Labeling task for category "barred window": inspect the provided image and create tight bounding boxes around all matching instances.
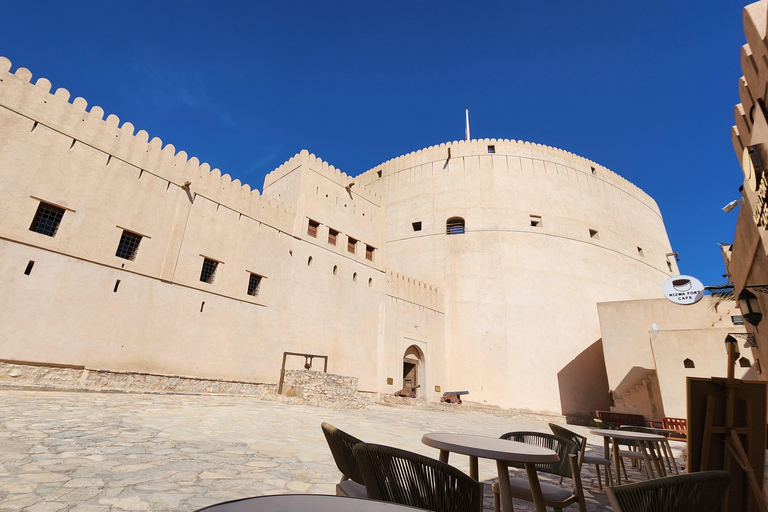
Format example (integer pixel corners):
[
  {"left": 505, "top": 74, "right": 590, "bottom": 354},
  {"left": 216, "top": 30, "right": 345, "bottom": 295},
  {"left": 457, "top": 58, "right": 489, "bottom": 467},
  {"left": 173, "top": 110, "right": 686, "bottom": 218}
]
[
  {"left": 366, "top": 245, "right": 375, "bottom": 261},
  {"left": 308, "top": 219, "right": 319, "bottom": 238},
  {"left": 199, "top": 258, "right": 219, "bottom": 284},
  {"left": 446, "top": 217, "right": 465, "bottom": 235},
  {"left": 115, "top": 230, "right": 142, "bottom": 260},
  {"left": 347, "top": 237, "right": 357, "bottom": 254},
  {"left": 328, "top": 228, "right": 338, "bottom": 246},
  {"left": 30, "top": 202, "right": 65, "bottom": 237},
  {"left": 247, "top": 273, "right": 263, "bottom": 297}
]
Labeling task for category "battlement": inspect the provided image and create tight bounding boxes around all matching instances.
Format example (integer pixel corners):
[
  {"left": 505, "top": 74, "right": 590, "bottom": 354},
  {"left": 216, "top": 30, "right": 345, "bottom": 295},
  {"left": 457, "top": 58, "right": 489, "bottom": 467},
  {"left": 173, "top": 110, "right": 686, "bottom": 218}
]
[
  {"left": 265, "top": 149, "right": 382, "bottom": 205},
  {"left": 0, "top": 56, "right": 293, "bottom": 232},
  {"left": 385, "top": 269, "right": 443, "bottom": 312},
  {"left": 355, "top": 138, "right": 660, "bottom": 215}
]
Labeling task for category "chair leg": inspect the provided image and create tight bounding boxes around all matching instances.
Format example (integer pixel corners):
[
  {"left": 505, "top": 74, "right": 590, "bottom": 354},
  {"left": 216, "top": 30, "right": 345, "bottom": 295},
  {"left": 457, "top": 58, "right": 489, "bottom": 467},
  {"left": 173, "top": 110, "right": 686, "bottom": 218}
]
[
  {"left": 620, "top": 457, "right": 628, "bottom": 481},
  {"left": 594, "top": 464, "right": 602, "bottom": 490},
  {"left": 604, "top": 462, "right": 613, "bottom": 487},
  {"left": 493, "top": 486, "right": 500, "bottom": 512}
]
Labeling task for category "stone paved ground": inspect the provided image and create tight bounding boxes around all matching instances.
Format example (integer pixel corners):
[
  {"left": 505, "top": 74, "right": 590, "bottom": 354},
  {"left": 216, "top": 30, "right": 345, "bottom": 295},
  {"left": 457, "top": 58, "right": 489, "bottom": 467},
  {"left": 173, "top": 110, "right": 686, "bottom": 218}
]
[{"left": 0, "top": 390, "right": 683, "bottom": 512}]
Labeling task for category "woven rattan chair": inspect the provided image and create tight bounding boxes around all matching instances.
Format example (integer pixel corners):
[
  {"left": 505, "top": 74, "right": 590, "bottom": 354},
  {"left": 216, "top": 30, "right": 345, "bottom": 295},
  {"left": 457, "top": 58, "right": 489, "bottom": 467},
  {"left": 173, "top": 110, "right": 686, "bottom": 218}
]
[
  {"left": 320, "top": 422, "right": 367, "bottom": 498},
  {"left": 354, "top": 443, "right": 483, "bottom": 512},
  {"left": 549, "top": 423, "right": 613, "bottom": 490},
  {"left": 491, "top": 431, "right": 586, "bottom": 512},
  {"left": 607, "top": 470, "right": 730, "bottom": 512}
]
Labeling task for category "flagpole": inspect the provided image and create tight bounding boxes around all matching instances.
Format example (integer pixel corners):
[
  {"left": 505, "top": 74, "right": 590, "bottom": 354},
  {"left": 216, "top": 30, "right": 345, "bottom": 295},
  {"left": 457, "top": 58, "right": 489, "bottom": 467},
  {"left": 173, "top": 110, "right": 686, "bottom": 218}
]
[{"left": 465, "top": 109, "right": 470, "bottom": 141}]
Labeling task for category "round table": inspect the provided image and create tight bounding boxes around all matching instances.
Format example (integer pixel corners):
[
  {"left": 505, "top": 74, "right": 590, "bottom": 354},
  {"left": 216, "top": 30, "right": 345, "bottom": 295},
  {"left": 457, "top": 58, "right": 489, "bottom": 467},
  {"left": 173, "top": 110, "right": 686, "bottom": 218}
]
[
  {"left": 590, "top": 429, "right": 667, "bottom": 484},
  {"left": 194, "top": 494, "right": 429, "bottom": 512},
  {"left": 422, "top": 432, "right": 559, "bottom": 512}
]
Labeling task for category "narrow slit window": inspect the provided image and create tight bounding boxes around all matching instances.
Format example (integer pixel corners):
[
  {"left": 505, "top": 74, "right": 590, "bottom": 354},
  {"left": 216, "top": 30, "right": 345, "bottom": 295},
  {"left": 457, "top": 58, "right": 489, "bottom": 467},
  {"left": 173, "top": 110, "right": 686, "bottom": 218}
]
[
  {"left": 591, "top": 166, "right": 596, "bottom": 175},
  {"left": 115, "top": 230, "right": 142, "bottom": 261},
  {"left": 589, "top": 229, "right": 599, "bottom": 240},
  {"left": 30, "top": 202, "right": 65, "bottom": 237},
  {"left": 328, "top": 228, "right": 338, "bottom": 246},
  {"left": 333, "top": 265, "right": 338, "bottom": 276},
  {"left": 199, "top": 258, "right": 219, "bottom": 284},
  {"left": 637, "top": 246, "right": 644, "bottom": 257},
  {"left": 446, "top": 217, "right": 465, "bottom": 235},
  {"left": 366, "top": 245, "right": 375, "bottom": 262},
  {"left": 377, "top": 170, "right": 382, "bottom": 178},
  {"left": 530, "top": 215, "right": 542, "bottom": 227},
  {"left": 113, "top": 280, "right": 121, "bottom": 293},
  {"left": 247, "top": 273, "right": 263, "bottom": 297},
  {"left": 307, "top": 219, "right": 319, "bottom": 238},
  {"left": 353, "top": 272, "right": 357, "bottom": 282},
  {"left": 368, "top": 278, "right": 373, "bottom": 287},
  {"left": 412, "top": 221, "right": 422, "bottom": 232},
  {"left": 347, "top": 237, "right": 357, "bottom": 254},
  {"left": 24, "top": 260, "right": 35, "bottom": 275}
]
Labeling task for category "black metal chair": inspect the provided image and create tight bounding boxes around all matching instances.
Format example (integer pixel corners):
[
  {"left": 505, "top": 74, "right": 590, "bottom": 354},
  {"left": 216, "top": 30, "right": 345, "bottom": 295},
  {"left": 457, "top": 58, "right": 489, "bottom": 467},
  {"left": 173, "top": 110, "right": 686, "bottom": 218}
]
[
  {"left": 354, "top": 442, "right": 483, "bottom": 512},
  {"left": 549, "top": 423, "right": 613, "bottom": 490},
  {"left": 320, "top": 422, "right": 367, "bottom": 498},
  {"left": 606, "top": 470, "right": 730, "bottom": 512},
  {"left": 491, "top": 431, "right": 586, "bottom": 512}
]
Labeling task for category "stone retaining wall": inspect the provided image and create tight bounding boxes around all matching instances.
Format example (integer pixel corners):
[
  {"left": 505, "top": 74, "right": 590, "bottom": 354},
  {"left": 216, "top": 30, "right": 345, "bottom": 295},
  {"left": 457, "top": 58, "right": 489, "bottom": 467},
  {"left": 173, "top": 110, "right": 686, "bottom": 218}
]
[{"left": 280, "top": 369, "right": 369, "bottom": 409}]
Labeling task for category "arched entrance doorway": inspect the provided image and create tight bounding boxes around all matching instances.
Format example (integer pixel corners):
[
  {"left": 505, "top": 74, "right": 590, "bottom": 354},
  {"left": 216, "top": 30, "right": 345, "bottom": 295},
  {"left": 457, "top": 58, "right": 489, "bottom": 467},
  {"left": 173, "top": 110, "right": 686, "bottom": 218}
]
[{"left": 402, "top": 345, "right": 424, "bottom": 395}]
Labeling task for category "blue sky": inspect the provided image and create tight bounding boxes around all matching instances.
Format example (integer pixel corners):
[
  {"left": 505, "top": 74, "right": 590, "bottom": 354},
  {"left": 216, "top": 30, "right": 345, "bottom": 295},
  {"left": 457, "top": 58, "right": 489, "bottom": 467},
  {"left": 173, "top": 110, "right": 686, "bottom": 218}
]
[{"left": 0, "top": 1, "right": 751, "bottom": 286}]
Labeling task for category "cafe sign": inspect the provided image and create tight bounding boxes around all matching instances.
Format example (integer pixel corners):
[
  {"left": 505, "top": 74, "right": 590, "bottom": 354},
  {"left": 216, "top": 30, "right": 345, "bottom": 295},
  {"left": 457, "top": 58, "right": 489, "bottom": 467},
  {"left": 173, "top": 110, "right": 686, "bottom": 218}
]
[{"left": 663, "top": 275, "right": 705, "bottom": 305}]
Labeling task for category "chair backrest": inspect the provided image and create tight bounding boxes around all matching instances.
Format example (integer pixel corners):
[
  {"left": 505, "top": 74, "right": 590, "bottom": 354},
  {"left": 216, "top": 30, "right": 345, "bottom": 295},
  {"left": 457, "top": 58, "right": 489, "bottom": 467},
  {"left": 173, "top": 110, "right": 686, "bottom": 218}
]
[
  {"left": 548, "top": 423, "right": 586, "bottom": 467},
  {"left": 593, "top": 418, "right": 618, "bottom": 430},
  {"left": 353, "top": 443, "right": 483, "bottom": 512},
  {"left": 662, "top": 417, "right": 687, "bottom": 434},
  {"left": 596, "top": 410, "right": 645, "bottom": 427},
  {"left": 321, "top": 422, "right": 365, "bottom": 485},
  {"left": 499, "top": 431, "right": 579, "bottom": 478},
  {"left": 607, "top": 470, "right": 730, "bottom": 512}
]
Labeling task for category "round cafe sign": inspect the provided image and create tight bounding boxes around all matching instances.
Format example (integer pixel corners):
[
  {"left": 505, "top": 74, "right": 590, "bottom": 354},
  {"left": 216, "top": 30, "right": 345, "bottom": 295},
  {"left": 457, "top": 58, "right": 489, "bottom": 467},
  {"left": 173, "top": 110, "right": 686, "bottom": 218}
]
[{"left": 663, "top": 275, "right": 705, "bottom": 305}]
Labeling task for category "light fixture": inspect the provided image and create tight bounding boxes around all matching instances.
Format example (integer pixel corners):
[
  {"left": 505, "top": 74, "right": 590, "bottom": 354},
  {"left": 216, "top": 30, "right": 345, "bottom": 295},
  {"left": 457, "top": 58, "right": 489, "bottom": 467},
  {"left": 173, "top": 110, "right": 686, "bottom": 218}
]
[
  {"left": 738, "top": 288, "right": 762, "bottom": 326},
  {"left": 722, "top": 199, "right": 742, "bottom": 212}
]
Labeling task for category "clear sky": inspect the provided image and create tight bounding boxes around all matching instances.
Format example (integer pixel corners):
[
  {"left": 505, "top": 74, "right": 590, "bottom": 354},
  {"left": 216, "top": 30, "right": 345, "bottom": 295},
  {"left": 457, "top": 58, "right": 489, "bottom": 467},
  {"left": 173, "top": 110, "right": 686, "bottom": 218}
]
[{"left": 0, "top": 1, "right": 751, "bottom": 287}]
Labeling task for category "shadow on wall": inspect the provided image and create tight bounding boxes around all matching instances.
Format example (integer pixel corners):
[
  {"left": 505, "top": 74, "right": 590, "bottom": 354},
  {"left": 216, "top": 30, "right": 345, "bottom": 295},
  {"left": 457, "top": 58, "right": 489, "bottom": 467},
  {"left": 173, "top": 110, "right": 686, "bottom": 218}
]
[
  {"left": 556, "top": 339, "right": 611, "bottom": 425},
  {"left": 613, "top": 366, "right": 657, "bottom": 399}
]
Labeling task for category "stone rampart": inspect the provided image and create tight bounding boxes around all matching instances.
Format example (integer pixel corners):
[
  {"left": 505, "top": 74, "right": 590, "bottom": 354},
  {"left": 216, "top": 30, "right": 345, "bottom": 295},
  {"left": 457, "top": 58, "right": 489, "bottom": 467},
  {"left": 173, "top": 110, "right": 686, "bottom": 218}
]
[
  {"left": 385, "top": 269, "right": 443, "bottom": 312},
  {"left": 0, "top": 56, "right": 292, "bottom": 234}
]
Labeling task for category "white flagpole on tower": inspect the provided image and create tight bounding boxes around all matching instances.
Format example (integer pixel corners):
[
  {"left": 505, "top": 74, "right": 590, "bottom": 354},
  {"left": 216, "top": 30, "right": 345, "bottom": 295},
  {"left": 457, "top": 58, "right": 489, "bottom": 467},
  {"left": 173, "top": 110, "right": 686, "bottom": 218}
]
[{"left": 465, "top": 109, "right": 470, "bottom": 141}]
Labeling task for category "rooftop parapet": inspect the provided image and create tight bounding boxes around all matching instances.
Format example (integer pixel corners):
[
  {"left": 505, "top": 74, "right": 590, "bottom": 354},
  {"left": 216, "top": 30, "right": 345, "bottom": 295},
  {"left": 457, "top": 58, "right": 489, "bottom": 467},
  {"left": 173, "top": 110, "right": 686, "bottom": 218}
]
[
  {"left": 384, "top": 269, "right": 444, "bottom": 313},
  {"left": 264, "top": 149, "right": 382, "bottom": 205},
  {"left": 0, "top": 56, "right": 293, "bottom": 233},
  {"left": 355, "top": 138, "right": 661, "bottom": 215}
]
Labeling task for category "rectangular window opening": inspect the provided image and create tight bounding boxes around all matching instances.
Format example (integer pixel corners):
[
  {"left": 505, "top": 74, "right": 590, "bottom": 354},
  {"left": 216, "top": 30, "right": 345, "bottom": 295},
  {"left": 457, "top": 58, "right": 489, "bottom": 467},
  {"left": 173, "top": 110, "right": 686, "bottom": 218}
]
[
  {"left": 30, "top": 202, "right": 65, "bottom": 237},
  {"left": 115, "top": 230, "right": 142, "bottom": 261},
  {"left": 200, "top": 258, "right": 219, "bottom": 284},
  {"left": 307, "top": 219, "right": 319, "bottom": 238},
  {"left": 366, "top": 245, "right": 375, "bottom": 262},
  {"left": 412, "top": 221, "right": 422, "bottom": 232},
  {"left": 24, "top": 260, "right": 35, "bottom": 275},
  {"left": 487, "top": 145, "right": 495, "bottom": 154},
  {"left": 328, "top": 228, "right": 338, "bottom": 246},
  {"left": 732, "top": 315, "right": 745, "bottom": 326},
  {"left": 530, "top": 215, "right": 542, "bottom": 227},
  {"left": 377, "top": 170, "right": 382, "bottom": 178},
  {"left": 247, "top": 273, "right": 263, "bottom": 297},
  {"left": 347, "top": 237, "right": 357, "bottom": 254},
  {"left": 589, "top": 229, "right": 599, "bottom": 240}
]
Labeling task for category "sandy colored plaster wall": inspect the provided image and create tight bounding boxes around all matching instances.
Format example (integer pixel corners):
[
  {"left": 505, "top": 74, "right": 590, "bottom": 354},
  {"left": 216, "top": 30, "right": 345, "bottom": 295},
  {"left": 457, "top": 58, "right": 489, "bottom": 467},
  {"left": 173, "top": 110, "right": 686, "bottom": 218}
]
[
  {"left": 598, "top": 298, "right": 750, "bottom": 418},
  {"left": 357, "top": 142, "right": 676, "bottom": 414}
]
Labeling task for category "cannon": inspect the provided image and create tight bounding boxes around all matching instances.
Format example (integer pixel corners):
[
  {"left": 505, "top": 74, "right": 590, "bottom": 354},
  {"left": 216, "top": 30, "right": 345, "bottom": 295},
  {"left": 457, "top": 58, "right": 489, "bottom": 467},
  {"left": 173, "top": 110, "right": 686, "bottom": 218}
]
[
  {"left": 394, "top": 385, "right": 420, "bottom": 398},
  {"left": 440, "top": 390, "right": 469, "bottom": 404}
]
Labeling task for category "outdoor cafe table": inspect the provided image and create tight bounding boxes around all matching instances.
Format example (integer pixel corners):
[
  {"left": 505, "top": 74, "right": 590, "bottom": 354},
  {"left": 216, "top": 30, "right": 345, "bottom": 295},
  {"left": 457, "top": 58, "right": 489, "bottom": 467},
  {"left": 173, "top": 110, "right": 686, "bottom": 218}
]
[
  {"left": 194, "top": 494, "right": 429, "bottom": 512},
  {"left": 422, "top": 432, "right": 559, "bottom": 512},
  {"left": 590, "top": 429, "right": 667, "bottom": 484}
]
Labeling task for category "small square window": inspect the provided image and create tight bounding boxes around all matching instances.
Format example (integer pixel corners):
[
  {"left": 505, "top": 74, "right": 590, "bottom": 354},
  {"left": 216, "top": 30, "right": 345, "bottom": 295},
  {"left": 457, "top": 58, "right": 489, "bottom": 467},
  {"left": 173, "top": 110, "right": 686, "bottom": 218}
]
[
  {"left": 637, "top": 246, "right": 644, "bottom": 257},
  {"left": 487, "top": 145, "right": 496, "bottom": 154},
  {"left": 328, "top": 228, "right": 338, "bottom": 246},
  {"left": 247, "top": 273, "right": 263, "bottom": 297},
  {"left": 200, "top": 258, "right": 219, "bottom": 284},
  {"left": 412, "top": 221, "right": 422, "bottom": 232},
  {"left": 115, "top": 230, "right": 142, "bottom": 261},
  {"left": 530, "top": 215, "right": 542, "bottom": 227},
  {"left": 366, "top": 245, "right": 375, "bottom": 262},
  {"left": 307, "top": 219, "right": 319, "bottom": 238},
  {"left": 589, "top": 229, "right": 599, "bottom": 240},
  {"left": 30, "top": 202, "right": 65, "bottom": 237},
  {"left": 732, "top": 315, "right": 745, "bottom": 326},
  {"left": 347, "top": 237, "right": 357, "bottom": 254}
]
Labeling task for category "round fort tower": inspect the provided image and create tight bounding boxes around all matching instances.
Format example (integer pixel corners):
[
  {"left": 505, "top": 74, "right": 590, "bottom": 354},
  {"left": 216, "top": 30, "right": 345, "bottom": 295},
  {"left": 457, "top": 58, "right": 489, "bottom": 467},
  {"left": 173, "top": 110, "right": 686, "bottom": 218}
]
[{"left": 356, "top": 138, "right": 677, "bottom": 416}]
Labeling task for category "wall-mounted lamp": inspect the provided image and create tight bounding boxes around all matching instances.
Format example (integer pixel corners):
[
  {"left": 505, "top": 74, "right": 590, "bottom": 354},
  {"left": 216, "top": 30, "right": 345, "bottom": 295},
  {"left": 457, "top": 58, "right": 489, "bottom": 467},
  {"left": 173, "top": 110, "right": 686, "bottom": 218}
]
[
  {"left": 738, "top": 287, "right": 763, "bottom": 326},
  {"left": 722, "top": 199, "right": 742, "bottom": 213},
  {"left": 665, "top": 252, "right": 680, "bottom": 262}
]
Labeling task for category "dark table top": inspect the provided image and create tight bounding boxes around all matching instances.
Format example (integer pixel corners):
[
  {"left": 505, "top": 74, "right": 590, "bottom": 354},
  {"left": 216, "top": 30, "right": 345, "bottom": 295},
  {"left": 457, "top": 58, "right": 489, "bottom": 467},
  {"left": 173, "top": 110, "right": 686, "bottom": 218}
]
[{"left": 195, "top": 494, "right": 430, "bottom": 512}]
